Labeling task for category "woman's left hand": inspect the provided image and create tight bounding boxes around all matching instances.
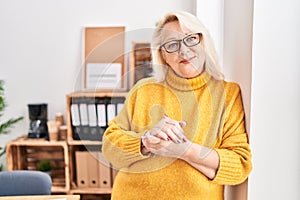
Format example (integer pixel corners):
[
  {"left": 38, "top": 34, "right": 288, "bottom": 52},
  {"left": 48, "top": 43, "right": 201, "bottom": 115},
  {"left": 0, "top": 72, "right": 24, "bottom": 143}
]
[
  {"left": 141, "top": 116, "right": 192, "bottom": 159},
  {"left": 145, "top": 135, "right": 192, "bottom": 158}
]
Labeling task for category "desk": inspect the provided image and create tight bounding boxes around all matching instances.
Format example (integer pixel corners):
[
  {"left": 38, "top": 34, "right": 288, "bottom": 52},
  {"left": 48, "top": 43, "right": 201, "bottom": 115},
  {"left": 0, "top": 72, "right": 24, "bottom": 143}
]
[{"left": 0, "top": 195, "right": 80, "bottom": 200}]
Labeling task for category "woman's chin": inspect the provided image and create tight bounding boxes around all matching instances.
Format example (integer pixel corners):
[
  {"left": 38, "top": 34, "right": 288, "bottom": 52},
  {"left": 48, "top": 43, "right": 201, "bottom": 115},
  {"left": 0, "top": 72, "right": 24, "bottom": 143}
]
[
  {"left": 179, "top": 71, "right": 201, "bottom": 79},
  {"left": 179, "top": 66, "right": 203, "bottom": 78}
]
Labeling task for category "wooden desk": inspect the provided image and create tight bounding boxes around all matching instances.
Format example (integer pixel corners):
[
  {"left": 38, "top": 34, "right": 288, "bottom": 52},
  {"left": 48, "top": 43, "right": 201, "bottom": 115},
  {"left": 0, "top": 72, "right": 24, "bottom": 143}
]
[{"left": 0, "top": 195, "right": 80, "bottom": 200}]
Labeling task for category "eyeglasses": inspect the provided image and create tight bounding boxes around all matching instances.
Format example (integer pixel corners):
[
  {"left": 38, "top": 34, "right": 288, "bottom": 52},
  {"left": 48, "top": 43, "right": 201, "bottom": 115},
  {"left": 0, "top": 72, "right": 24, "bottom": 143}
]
[{"left": 160, "top": 33, "right": 202, "bottom": 53}]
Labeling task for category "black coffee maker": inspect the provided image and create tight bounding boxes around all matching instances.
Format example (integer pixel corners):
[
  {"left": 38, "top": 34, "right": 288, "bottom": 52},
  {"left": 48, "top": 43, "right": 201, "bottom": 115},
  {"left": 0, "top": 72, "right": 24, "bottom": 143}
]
[{"left": 28, "top": 103, "right": 48, "bottom": 139}]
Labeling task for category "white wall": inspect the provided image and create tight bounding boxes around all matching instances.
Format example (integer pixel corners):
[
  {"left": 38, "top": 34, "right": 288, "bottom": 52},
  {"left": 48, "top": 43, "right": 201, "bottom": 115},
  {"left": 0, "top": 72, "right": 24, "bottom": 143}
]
[
  {"left": 197, "top": 0, "right": 253, "bottom": 133},
  {"left": 249, "top": 0, "right": 300, "bottom": 199},
  {"left": 198, "top": 1, "right": 300, "bottom": 199},
  {"left": 196, "top": 0, "right": 224, "bottom": 61},
  {"left": 223, "top": 1, "right": 254, "bottom": 199},
  {"left": 197, "top": 1, "right": 253, "bottom": 199},
  {"left": 0, "top": 0, "right": 196, "bottom": 168}
]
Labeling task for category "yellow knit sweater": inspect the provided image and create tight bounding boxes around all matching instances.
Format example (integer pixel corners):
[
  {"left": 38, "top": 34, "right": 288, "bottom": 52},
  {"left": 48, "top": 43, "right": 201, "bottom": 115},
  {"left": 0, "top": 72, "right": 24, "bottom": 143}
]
[{"left": 102, "top": 69, "right": 252, "bottom": 200}]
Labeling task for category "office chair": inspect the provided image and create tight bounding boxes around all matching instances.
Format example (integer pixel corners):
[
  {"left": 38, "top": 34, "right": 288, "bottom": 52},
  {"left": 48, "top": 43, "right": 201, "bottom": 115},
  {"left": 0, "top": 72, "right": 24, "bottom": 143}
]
[{"left": 0, "top": 170, "right": 52, "bottom": 196}]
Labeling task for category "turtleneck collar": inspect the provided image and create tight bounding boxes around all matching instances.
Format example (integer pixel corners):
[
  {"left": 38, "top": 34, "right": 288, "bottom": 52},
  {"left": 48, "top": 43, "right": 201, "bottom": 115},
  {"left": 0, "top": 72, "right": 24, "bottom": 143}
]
[{"left": 165, "top": 68, "right": 211, "bottom": 91}]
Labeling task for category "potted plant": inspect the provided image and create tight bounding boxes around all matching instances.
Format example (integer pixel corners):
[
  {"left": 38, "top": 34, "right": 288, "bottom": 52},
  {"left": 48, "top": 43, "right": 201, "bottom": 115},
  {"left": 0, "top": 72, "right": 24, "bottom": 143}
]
[
  {"left": 0, "top": 80, "right": 23, "bottom": 171},
  {"left": 37, "top": 159, "right": 52, "bottom": 175}
]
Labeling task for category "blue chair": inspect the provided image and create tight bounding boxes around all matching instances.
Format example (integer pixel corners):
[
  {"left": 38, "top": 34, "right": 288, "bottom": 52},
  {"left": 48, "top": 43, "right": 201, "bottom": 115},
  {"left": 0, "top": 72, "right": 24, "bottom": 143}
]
[{"left": 0, "top": 170, "right": 52, "bottom": 196}]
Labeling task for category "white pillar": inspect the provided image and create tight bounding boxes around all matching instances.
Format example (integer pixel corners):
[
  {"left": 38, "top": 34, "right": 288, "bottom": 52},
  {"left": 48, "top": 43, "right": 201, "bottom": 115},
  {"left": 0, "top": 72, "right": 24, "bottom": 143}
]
[
  {"left": 197, "top": 1, "right": 254, "bottom": 199},
  {"left": 250, "top": 0, "right": 300, "bottom": 199}
]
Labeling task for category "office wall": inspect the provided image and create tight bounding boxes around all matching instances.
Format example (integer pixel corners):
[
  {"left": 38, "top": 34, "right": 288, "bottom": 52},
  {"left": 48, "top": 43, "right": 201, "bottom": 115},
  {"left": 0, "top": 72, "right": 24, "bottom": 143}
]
[
  {"left": 249, "top": 0, "right": 300, "bottom": 199},
  {"left": 0, "top": 0, "right": 196, "bottom": 167},
  {"left": 198, "top": 0, "right": 300, "bottom": 199},
  {"left": 198, "top": 0, "right": 253, "bottom": 199}
]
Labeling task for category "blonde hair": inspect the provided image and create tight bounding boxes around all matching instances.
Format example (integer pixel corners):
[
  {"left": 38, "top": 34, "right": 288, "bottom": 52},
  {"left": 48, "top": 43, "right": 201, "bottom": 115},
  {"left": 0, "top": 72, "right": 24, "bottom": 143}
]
[{"left": 151, "top": 11, "right": 224, "bottom": 81}]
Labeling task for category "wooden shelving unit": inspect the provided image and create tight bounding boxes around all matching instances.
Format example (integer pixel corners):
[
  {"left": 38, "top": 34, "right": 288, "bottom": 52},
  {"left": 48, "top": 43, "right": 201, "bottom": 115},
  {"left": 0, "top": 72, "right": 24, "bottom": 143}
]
[
  {"left": 67, "top": 140, "right": 102, "bottom": 146},
  {"left": 6, "top": 136, "right": 70, "bottom": 193},
  {"left": 65, "top": 91, "right": 125, "bottom": 197},
  {"left": 65, "top": 91, "right": 127, "bottom": 143},
  {"left": 68, "top": 145, "right": 114, "bottom": 196},
  {"left": 70, "top": 187, "right": 112, "bottom": 195}
]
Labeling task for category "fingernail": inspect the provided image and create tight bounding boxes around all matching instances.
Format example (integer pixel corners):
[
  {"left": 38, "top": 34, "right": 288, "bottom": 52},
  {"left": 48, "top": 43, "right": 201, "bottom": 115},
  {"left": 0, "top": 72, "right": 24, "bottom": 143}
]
[{"left": 180, "top": 120, "right": 187, "bottom": 127}]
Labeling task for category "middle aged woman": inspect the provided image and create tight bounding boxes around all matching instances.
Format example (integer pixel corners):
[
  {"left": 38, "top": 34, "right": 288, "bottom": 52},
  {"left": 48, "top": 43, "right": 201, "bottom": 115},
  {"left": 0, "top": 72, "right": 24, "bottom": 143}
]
[{"left": 102, "top": 11, "right": 252, "bottom": 200}]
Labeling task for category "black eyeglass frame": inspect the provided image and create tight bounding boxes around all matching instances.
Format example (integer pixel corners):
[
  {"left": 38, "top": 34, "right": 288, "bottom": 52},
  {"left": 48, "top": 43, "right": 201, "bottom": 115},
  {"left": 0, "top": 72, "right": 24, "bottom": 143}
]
[{"left": 160, "top": 32, "right": 202, "bottom": 53}]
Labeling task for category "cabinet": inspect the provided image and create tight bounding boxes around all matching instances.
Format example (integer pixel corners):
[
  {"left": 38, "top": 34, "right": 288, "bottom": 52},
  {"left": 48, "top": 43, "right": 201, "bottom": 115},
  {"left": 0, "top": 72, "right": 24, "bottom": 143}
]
[
  {"left": 65, "top": 91, "right": 126, "bottom": 198},
  {"left": 6, "top": 136, "right": 70, "bottom": 193},
  {"left": 67, "top": 141, "right": 111, "bottom": 195},
  {"left": 5, "top": 137, "right": 112, "bottom": 199}
]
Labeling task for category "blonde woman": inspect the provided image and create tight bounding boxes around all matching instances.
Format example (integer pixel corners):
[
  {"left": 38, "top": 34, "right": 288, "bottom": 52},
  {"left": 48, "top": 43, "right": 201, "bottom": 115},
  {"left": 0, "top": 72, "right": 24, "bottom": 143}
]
[{"left": 102, "top": 11, "right": 252, "bottom": 200}]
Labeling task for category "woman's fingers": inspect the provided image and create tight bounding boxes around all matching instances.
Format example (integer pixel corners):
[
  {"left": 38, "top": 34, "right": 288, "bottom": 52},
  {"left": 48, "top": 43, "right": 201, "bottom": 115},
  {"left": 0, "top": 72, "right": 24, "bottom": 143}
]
[
  {"left": 179, "top": 120, "right": 187, "bottom": 128},
  {"left": 147, "top": 116, "right": 188, "bottom": 145},
  {"left": 151, "top": 128, "right": 169, "bottom": 141},
  {"left": 162, "top": 117, "right": 187, "bottom": 143},
  {"left": 162, "top": 126, "right": 184, "bottom": 143}
]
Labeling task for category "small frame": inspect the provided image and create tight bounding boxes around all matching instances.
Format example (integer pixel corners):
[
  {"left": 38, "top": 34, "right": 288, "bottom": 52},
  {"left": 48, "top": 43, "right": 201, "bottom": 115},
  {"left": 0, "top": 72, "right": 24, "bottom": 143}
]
[{"left": 129, "top": 42, "right": 152, "bottom": 88}]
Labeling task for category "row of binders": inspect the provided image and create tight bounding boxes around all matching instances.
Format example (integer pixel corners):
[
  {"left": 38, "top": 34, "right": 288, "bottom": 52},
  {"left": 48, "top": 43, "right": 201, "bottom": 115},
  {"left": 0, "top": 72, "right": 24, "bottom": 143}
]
[
  {"left": 75, "top": 151, "right": 118, "bottom": 188},
  {"left": 70, "top": 97, "right": 125, "bottom": 140}
]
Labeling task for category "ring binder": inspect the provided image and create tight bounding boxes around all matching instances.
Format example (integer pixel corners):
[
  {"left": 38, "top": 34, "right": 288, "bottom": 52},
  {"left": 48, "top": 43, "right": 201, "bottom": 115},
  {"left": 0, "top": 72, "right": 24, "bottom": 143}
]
[{"left": 69, "top": 96, "right": 125, "bottom": 141}]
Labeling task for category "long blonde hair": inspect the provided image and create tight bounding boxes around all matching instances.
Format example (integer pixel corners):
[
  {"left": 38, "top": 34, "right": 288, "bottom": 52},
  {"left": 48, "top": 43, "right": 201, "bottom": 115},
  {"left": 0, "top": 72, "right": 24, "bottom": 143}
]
[{"left": 151, "top": 11, "right": 224, "bottom": 81}]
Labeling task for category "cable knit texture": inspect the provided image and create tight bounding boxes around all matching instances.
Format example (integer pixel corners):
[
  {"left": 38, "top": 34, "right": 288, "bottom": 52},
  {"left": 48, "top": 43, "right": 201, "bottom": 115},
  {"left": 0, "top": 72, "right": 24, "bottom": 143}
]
[{"left": 102, "top": 69, "right": 252, "bottom": 200}]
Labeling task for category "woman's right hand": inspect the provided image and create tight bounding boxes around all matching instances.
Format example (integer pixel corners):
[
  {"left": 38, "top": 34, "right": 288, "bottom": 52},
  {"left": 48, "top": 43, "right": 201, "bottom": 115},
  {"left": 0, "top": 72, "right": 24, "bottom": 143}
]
[
  {"left": 141, "top": 115, "right": 187, "bottom": 147},
  {"left": 140, "top": 115, "right": 190, "bottom": 158}
]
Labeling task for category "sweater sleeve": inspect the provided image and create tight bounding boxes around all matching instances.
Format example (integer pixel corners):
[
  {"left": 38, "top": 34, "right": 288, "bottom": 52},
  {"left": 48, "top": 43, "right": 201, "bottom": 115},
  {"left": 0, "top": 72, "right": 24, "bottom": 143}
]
[
  {"left": 101, "top": 85, "right": 150, "bottom": 170},
  {"left": 212, "top": 83, "right": 252, "bottom": 185},
  {"left": 102, "top": 120, "right": 150, "bottom": 170}
]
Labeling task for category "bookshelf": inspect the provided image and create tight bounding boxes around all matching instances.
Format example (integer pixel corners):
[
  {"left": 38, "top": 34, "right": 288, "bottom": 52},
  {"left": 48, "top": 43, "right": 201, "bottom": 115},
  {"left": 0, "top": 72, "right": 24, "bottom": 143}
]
[{"left": 65, "top": 91, "right": 126, "bottom": 197}]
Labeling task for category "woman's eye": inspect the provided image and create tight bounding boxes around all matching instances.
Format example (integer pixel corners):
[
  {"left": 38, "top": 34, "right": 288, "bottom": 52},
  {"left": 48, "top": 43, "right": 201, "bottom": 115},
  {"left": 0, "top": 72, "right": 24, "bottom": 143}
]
[
  {"left": 167, "top": 42, "right": 178, "bottom": 49},
  {"left": 186, "top": 36, "right": 197, "bottom": 43}
]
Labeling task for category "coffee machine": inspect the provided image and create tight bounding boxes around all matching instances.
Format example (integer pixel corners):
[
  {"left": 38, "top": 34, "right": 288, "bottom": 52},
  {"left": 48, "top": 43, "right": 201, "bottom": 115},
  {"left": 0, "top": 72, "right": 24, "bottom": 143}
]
[{"left": 28, "top": 103, "right": 48, "bottom": 139}]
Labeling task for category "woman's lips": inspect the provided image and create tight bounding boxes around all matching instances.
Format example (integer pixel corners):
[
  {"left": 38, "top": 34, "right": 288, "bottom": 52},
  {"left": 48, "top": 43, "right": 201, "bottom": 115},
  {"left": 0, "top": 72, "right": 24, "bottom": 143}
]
[{"left": 180, "top": 56, "right": 195, "bottom": 64}]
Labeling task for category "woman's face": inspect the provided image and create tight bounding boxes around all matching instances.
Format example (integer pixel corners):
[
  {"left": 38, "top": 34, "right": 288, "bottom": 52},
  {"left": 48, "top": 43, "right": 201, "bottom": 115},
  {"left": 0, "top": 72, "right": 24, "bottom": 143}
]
[{"left": 161, "top": 21, "right": 206, "bottom": 78}]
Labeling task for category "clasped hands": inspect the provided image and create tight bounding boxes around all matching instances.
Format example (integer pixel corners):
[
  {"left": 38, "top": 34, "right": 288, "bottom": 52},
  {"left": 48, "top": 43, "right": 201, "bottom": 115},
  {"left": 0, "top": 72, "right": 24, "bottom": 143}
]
[{"left": 141, "top": 115, "right": 192, "bottom": 159}]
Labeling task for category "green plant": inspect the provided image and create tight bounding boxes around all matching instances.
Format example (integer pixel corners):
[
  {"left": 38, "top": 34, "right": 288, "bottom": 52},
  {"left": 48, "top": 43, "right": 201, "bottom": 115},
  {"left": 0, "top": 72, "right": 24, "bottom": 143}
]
[
  {"left": 37, "top": 159, "right": 52, "bottom": 172},
  {"left": 0, "top": 80, "right": 24, "bottom": 171},
  {"left": 0, "top": 80, "right": 24, "bottom": 134}
]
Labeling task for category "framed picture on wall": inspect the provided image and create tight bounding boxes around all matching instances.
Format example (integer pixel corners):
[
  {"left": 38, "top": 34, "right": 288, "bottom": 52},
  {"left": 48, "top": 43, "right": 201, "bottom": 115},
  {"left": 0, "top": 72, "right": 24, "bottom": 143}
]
[{"left": 83, "top": 26, "right": 127, "bottom": 91}]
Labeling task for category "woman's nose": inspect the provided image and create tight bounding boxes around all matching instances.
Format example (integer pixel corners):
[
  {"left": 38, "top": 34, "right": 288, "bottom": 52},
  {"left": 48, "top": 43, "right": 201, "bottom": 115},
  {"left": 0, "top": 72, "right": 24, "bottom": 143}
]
[{"left": 179, "top": 43, "right": 190, "bottom": 56}]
